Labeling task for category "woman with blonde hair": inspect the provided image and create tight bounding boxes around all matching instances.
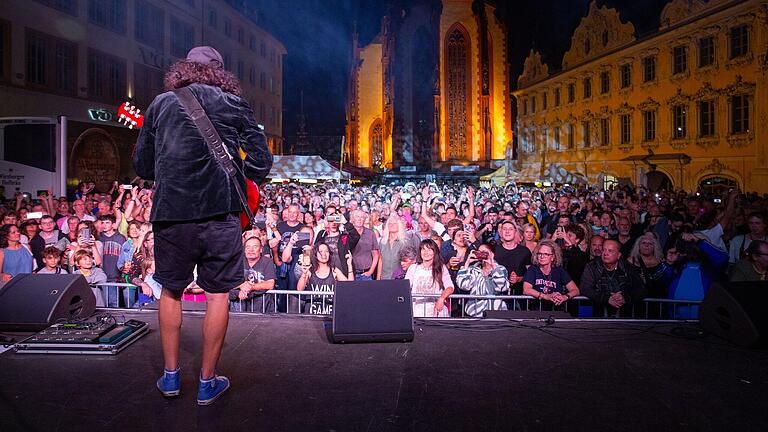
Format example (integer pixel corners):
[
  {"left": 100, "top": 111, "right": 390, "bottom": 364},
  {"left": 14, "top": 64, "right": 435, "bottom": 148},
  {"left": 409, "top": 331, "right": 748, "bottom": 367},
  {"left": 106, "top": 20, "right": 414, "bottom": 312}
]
[
  {"left": 377, "top": 215, "right": 417, "bottom": 280},
  {"left": 522, "top": 223, "right": 537, "bottom": 254},
  {"left": 628, "top": 231, "right": 672, "bottom": 298},
  {"left": 522, "top": 239, "right": 579, "bottom": 310}
]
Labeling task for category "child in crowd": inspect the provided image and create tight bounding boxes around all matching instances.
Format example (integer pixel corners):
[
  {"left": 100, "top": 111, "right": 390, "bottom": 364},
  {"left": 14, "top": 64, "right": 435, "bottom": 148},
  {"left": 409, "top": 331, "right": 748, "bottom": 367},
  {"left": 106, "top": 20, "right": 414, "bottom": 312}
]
[
  {"left": 138, "top": 258, "right": 162, "bottom": 304},
  {"left": 73, "top": 249, "right": 107, "bottom": 307},
  {"left": 36, "top": 246, "right": 68, "bottom": 274}
]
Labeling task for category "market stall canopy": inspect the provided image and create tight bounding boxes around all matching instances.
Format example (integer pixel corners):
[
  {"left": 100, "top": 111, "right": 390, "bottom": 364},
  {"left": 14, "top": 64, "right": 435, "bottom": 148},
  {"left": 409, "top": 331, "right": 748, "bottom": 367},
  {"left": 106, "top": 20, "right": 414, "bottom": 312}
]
[
  {"left": 479, "top": 166, "right": 508, "bottom": 186},
  {"left": 267, "top": 155, "right": 349, "bottom": 180}
]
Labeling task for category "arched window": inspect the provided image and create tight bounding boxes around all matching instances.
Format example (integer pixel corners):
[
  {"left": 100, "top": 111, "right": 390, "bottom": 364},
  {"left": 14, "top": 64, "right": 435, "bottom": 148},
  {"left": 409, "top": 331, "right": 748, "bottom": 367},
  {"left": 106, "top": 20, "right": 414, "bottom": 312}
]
[
  {"left": 699, "top": 175, "right": 738, "bottom": 196},
  {"left": 369, "top": 119, "right": 384, "bottom": 169},
  {"left": 445, "top": 24, "right": 470, "bottom": 160}
]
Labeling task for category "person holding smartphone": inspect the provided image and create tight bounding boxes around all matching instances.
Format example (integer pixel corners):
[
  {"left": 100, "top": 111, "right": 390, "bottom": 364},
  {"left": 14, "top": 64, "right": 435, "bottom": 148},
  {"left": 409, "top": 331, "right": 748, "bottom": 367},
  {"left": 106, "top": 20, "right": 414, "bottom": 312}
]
[
  {"left": 281, "top": 226, "right": 315, "bottom": 313},
  {"left": 456, "top": 244, "right": 509, "bottom": 317}
]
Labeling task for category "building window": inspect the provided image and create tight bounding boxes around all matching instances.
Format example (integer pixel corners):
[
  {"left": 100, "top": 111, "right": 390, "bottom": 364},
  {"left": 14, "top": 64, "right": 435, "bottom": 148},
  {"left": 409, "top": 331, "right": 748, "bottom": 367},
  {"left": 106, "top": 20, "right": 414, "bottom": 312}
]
[
  {"left": 567, "top": 83, "right": 575, "bottom": 103},
  {"left": 208, "top": 9, "right": 217, "bottom": 27},
  {"left": 522, "top": 99, "right": 528, "bottom": 115},
  {"left": 554, "top": 88, "right": 561, "bottom": 106},
  {"left": 600, "top": 71, "right": 609, "bottom": 94},
  {"left": 35, "top": 0, "right": 78, "bottom": 15},
  {"left": 673, "top": 45, "right": 687, "bottom": 75},
  {"left": 620, "top": 114, "right": 631, "bottom": 144},
  {"left": 731, "top": 95, "right": 749, "bottom": 134},
  {"left": 87, "top": 48, "right": 126, "bottom": 103},
  {"left": 530, "top": 132, "right": 536, "bottom": 153},
  {"left": 260, "top": 41, "right": 266, "bottom": 57},
  {"left": 135, "top": 0, "right": 164, "bottom": 50},
  {"left": 249, "top": 35, "right": 256, "bottom": 51},
  {"left": 370, "top": 120, "right": 383, "bottom": 168},
  {"left": 237, "top": 27, "right": 244, "bottom": 44},
  {"left": 542, "top": 93, "right": 548, "bottom": 110},
  {"left": 600, "top": 118, "right": 609, "bottom": 146},
  {"left": 249, "top": 65, "right": 255, "bottom": 85},
  {"left": 445, "top": 25, "right": 470, "bottom": 160},
  {"left": 270, "top": 48, "right": 276, "bottom": 64},
  {"left": 0, "top": 20, "right": 9, "bottom": 82},
  {"left": 554, "top": 126, "right": 561, "bottom": 150},
  {"left": 620, "top": 63, "right": 631, "bottom": 88},
  {"left": 672, "top": 105, "right": 687, "bottom": 139},
  {"left": 26, "top": 30, "right": 47, "bottom": 86},
  {"left": 583, "top": 78, "right": 591, "bottom": 99},
  {"left": 170, "top": 17, "right": 194, "bottom": 58},
  {"left": 729, "top": 25, "right": 749, "bottom": 59},
  {"left": 25, "top": 29, "right": 77, "bottom": 94},
  {"left": 88, "top": 0, "right": 126, "bottom": 34},
  {"left": 236, "top": 60, "right": 243, "bottom": 80},
  {"left": 698, "top": 36, "right": 714, "bottom": 68},
  {"left": 260, "top": 71, "right": 265, "bottom": 90},
  {"left": 567, "top": 123, "right": 574, "bottom": 149},
  {"left": 584, "top": 38, "right": 590, "bottom": 55},
  {"left": 643, "top": 110, "right": 656, "bottom": 141},
  {"left": 223, "top": 17, "right": 231, "bottom": 37},
  {"left": 582, "top": 121, "right": 590, "bottom": 147},
  {"left": 133, "top": 62, "right": 163, "bottom": 108},
  {"left": 643, "top": 56, "right": 656, "bottom": 82},
  {"left": 531, "top": 96, "right": 536, "bottom": 113},
  {"left": 699, "top": 100, "right": 715, "bottom": 137}
]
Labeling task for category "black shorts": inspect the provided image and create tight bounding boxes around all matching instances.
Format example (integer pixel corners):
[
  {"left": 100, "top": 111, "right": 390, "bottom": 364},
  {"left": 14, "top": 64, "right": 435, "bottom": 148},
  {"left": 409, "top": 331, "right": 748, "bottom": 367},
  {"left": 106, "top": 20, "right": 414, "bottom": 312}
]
[{"left": 153, "top": 212, "right": 244, "bottom": 294}]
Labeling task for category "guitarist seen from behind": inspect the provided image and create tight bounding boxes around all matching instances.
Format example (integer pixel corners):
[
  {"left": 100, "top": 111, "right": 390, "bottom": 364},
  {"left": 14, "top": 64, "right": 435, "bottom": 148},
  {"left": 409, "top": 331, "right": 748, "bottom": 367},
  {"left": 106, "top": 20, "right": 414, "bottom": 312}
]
[{"left": 133, "top": 46, "right": 272, "bottom": 406}]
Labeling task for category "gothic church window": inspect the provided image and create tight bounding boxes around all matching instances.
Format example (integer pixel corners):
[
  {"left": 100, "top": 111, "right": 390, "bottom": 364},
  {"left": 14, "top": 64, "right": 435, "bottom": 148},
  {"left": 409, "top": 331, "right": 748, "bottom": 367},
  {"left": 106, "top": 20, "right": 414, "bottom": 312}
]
[{"left": 446, "top": 25, "right": 470, "bottom": 159}]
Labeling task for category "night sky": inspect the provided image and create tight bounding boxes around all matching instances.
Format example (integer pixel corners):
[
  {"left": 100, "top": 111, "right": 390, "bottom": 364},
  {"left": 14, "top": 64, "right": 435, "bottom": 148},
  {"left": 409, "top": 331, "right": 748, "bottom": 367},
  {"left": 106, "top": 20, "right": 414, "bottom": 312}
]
[{"left": 253, "top": 0, "right": 670, "bottom": 139}]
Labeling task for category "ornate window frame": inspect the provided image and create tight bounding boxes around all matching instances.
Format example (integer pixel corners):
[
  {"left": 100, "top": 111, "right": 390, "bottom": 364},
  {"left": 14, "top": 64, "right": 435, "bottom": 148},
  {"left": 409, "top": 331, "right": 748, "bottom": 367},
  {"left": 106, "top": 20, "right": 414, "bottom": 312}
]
[
  {"left": 616, "top": 102, "right": 634, "bottom": 152},
  {"left": 666, "top": 88, "right": 690, "bottom": 149},
  {"left": 638, "top": 97, "right": 660, "bottom": 149},
  {"left": 640, "top": 49, "right": 659, "bottom": 87},
  {"left": 692, "top": 82, "right": 720, "bottom": 149},
  {"left": 723, "top": 75, "right": 756, "bottom": 148}
]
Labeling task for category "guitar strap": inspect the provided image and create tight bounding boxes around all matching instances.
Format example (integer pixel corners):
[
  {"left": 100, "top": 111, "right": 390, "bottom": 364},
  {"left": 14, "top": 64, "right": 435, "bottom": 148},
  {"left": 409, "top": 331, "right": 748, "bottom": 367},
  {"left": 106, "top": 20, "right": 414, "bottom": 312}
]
[{"left": 173, "top": 87, "right": 256, "bottom": 229}]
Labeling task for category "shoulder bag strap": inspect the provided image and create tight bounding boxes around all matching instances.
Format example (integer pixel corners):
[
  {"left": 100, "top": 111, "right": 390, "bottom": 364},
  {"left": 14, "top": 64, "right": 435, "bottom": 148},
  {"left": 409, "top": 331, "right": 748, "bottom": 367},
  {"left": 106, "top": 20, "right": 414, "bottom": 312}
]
[{"left": 173, "top": 87, "right": 256, "bottom": 228}]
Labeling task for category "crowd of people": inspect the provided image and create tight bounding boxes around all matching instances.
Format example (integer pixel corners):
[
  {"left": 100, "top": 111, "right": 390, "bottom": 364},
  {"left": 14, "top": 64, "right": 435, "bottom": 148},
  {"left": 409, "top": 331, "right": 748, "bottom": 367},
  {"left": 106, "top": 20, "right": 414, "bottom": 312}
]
[{"left": 2, "top": 178, "right": 766, "bottom": 318}]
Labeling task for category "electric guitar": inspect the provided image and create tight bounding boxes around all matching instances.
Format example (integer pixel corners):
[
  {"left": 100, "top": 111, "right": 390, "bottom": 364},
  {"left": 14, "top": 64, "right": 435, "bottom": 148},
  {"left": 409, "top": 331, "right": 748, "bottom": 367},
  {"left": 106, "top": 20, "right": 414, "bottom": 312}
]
[
  {"left": 238, "top": 148, "right": 261, "bottom": 230},
  {"left": 117, "top": 101, "right": 144, "bottom": 129}
]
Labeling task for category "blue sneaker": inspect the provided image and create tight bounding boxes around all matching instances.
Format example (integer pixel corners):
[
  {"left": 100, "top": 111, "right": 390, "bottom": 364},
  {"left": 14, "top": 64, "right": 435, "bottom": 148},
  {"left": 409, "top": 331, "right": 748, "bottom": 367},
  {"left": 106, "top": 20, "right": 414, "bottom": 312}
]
[
  {"left": 197, "top": 374, "right": 230, "bottom": 406},
  {"left": 157, "top": 367, "right": 181, "bottom": 397}
]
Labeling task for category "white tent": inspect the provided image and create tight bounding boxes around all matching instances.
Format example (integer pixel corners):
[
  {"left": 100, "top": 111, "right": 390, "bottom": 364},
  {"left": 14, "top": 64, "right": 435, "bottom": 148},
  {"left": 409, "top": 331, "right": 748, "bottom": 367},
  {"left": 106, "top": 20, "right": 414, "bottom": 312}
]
[{"left": 267, "top": 155, "right": 349, "bottom": 180}]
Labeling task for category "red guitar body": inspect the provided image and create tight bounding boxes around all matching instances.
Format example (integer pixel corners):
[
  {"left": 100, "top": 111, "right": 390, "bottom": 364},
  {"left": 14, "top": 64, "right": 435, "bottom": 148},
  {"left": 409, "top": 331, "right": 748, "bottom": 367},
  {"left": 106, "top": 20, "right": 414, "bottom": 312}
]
[{"left": 240, "top": 179, "right": 261, "bottom": 230}]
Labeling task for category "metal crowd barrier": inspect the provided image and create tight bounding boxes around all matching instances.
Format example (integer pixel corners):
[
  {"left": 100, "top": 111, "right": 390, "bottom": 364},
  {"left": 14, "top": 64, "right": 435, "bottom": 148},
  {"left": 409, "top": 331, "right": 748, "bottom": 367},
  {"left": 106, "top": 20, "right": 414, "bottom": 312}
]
[{"left": 91, "top": 283, "right": 703, "bottom": 320}]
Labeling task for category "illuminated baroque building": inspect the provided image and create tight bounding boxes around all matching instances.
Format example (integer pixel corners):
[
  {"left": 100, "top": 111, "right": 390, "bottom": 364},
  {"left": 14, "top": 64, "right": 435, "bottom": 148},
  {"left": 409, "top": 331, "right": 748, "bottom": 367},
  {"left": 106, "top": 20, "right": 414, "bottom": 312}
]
[
  {"left": 512, "top": 0, "right": 768, "bottom": 193},
  {"left": 345, "top": 0, "right": 513, "bottom": 175},
  {"left": 0, "top": 0, "right": 284, "bottom": 191}
]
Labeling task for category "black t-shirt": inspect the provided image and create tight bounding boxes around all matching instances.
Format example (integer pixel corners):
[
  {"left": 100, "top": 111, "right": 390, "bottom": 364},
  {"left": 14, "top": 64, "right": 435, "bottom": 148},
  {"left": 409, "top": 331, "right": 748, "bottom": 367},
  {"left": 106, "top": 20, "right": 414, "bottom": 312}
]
[
  {"left": 495, "top": 243, "right": 531, "bottom": 277},
  {"left": 305, "top": 270, "right": 335, "bottom": 315},
  {"left": 276, "top": 221, "right": 304, "bottom": 253}
]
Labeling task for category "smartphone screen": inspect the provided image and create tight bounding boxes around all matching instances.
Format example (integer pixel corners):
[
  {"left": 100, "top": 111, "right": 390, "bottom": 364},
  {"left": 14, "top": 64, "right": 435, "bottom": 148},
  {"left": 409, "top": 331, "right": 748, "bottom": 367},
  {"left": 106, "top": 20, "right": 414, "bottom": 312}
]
[
  {"left": 81, "top": 228, "right": 91, "bottom": 240},
  {"left": 297, "top": 232, "right": 310, "bottom": 241}
]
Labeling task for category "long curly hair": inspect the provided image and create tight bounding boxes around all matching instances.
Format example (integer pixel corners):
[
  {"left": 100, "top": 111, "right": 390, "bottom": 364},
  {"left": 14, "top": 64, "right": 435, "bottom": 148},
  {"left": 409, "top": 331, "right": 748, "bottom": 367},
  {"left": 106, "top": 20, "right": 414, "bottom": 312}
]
[{"left": 164, "top": 60, "right": 242, "bottom": 96}]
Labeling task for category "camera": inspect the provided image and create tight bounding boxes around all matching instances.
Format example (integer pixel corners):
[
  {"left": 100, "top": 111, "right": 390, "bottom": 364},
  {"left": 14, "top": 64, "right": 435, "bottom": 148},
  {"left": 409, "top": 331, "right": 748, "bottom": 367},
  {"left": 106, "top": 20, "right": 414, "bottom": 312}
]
[
  {"left": 327, "top": 214, "right": 342, "bottom": 223},
  {"left": 121, "top": 185, "right": 133, "bottom": 190},
  {"left": 475, "top": 251, "right": 489, "bottom": 260}
]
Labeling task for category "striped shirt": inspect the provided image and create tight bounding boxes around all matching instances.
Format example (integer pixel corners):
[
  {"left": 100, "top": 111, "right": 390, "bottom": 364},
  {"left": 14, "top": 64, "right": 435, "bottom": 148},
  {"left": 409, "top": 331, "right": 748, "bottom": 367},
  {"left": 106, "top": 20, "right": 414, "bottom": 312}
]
[{"left": 456, "top": 265, "right": 509, "bottom": 317}]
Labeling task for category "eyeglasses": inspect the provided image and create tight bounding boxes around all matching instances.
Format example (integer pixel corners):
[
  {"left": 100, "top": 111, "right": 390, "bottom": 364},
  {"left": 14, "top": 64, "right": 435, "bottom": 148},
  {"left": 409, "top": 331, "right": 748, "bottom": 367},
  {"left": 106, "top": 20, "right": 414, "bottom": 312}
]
[{"left": 536, "top": 252, "right": 554, "bottom": 257}]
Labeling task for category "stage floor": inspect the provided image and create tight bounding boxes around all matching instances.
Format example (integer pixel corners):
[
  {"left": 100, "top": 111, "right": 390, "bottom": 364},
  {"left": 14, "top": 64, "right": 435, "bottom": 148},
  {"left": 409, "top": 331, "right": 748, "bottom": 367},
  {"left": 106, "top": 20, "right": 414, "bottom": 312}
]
[{"left": 1, "top": 311, "right": 767, "bottom": 432}]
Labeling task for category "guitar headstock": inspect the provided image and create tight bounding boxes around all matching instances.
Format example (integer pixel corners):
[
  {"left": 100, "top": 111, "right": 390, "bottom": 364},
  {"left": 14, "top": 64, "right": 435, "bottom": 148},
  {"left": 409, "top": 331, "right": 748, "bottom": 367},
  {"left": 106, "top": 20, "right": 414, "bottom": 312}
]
[{"left": 117, "top": 101, "right": 144, "bottom": 129}]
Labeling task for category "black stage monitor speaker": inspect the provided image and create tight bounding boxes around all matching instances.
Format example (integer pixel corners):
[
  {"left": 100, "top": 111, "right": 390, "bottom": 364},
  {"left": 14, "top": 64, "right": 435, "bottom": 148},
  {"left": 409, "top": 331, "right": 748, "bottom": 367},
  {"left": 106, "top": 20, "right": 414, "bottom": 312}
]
[
  {"left": 332, "top": 279, "right": 414, "bottom": 343},
  {"left": 0, "top": 274, "right": 96, "bottom": 331},
  {"left": 700, "top": 282, "right": 768, "bottom": 347}
]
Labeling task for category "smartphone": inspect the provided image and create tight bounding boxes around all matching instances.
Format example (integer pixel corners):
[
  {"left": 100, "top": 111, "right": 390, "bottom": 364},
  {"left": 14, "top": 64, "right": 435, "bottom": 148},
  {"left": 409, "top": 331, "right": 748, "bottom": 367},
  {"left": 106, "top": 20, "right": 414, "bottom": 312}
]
[
  {"left": 475, "top": 251, "right": 489, "bottom": 260},
  {"left": 713, "top": 198, "right": 722, "bottom": 203},
  {"left": 327, "top": 214, "right": 342, "bottom": 223},
  {"left": 36, "top": 190, "right": 48, "bottom": 197},
  {"left": 81, "top": 227, "right": 91, "bottom": 240},
  {"left": 254, "top": 214, "right": 267, "bottom": 223},
  {"left": 122, "top": 185, "right": 133, "bottom": 190},
  {"left": 463, "top": 223, "right": 472, "bottom": 233},
  {"left": 26, "top": 211, "right": 43, "bottom": 219},
  {"left": 297, "top": 232, "right": 310, "bottom": 241}
]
